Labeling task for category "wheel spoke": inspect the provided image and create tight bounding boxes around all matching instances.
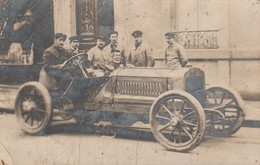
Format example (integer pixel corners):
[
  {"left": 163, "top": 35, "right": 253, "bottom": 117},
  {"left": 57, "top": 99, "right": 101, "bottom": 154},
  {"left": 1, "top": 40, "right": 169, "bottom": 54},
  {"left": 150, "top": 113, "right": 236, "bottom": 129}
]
[
  {"left": 213, "top": 91, "right": 218, "bottom": 104},
  {"left": 25, "top": 114, "right": 31, "bottom": 123},
  {"left": 179, "top": 101, "right": 186, "bottom": 114},
  {"left": 223, "top": 109, "right": 239, "bottom": 113},
  {"left": 226, "top": 99, "right": 235, "bottom": 106},
  {"left": 158, "top": 122, "right": 171, "bottom": 132},
  {"left": 22, "top": 111, "right": 29, "bottom": 117},
  {"left": 161, "top": 105, "right": 174, "bottom": 117},
  {"left": 178, "top": 129, "right": 182, "bottom": 143},
  {"left": 34, "top": 94, "right": 41, "bottom": 105},
  {"left": 34, "top": 108, "right": 46, "bottom": 113},
  {"left": 183, "top": 111, "right": 195, "bottom": 119},
  {"left": 34, "top": 111, "right": 44, "bottom": 120},
  {"left": 156, "top": 115, "right": 170, "bottom": 121},
  {"left": 172, "top": 99, "right": 176, "bottom": 113},
  {"left": 30, "top": 115, "right": 34, "bottom": 126},
  {"left": 184, "top": 121, "right": 197, "bottom": 127},
  {"left": 181, "top": 127, "right": 193, "bottom": 139},
  {"left": 220, "top": 92, "right": 226, "bottom": 104},
  {"left": 168, "top": 127, "right": 176, "bottom": 141}
]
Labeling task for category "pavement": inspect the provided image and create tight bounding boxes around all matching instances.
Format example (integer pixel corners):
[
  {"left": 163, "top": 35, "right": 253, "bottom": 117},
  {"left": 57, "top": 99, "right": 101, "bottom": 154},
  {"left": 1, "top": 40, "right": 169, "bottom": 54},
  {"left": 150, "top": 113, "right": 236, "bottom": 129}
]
[
  {"left": 243, "top": 101, "right": 260, "bottom": 127},
  {"left": 0, "top": 101, "right": 260, "bottom": 127}
]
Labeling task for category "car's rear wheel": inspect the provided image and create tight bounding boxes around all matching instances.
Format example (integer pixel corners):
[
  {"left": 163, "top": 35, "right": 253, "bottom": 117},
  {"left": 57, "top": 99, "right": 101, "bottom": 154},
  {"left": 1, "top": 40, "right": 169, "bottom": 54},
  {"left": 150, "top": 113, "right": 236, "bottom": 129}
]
[
  {"left": 150, "top": 90, "right": 206, "bottom": 152},
  {"left": 15, "top": 82, "right": 52, "bottom": 135},
  {"left": 205, "top": 86, "right": 245, "bottom": 137}
]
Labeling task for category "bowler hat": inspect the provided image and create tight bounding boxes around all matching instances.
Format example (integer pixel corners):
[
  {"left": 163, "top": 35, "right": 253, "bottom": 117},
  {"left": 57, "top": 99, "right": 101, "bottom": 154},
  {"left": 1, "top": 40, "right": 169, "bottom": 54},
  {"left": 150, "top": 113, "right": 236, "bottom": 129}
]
[{"left": 132, "top": 30, "right": 143, "bottom": 37}]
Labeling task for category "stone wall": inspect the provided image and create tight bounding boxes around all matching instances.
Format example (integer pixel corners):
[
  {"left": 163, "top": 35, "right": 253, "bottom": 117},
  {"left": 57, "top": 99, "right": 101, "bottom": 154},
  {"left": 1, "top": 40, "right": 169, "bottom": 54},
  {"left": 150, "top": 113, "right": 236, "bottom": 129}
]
[{"left": 53, "top": 0, "right": 260, "bottom": 100}]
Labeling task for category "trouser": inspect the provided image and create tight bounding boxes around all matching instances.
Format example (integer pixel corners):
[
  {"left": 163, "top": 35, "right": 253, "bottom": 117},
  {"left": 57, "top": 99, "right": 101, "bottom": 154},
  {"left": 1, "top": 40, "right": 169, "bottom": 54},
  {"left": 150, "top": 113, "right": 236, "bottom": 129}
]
[{"left": 46, "top": 68, "right": 74, "bottom": 89}]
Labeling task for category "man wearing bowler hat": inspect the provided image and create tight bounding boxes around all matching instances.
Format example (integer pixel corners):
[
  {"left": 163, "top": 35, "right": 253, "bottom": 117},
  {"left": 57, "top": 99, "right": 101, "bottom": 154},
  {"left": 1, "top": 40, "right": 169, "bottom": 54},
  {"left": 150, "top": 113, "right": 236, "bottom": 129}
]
[
  {"left": 164, "top": 32, "right": 188, "bottom": 69},
  {"left": 127, "top": 30, "right": 154, "bottom": 67}
]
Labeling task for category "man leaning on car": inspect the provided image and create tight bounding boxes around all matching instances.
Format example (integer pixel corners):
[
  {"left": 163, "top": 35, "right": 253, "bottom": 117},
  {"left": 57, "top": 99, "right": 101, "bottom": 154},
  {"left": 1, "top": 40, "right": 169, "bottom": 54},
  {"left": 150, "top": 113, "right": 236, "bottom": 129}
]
[{"left": 164, "top": 32, "right": 188, "bottom": 69}]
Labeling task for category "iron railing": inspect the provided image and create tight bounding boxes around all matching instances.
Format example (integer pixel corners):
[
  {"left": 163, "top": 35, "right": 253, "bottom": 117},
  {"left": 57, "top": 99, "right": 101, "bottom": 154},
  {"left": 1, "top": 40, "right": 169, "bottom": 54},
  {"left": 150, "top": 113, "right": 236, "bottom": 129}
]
[{"left": 174, "top": 30, "right": 219, "bottom": 49}]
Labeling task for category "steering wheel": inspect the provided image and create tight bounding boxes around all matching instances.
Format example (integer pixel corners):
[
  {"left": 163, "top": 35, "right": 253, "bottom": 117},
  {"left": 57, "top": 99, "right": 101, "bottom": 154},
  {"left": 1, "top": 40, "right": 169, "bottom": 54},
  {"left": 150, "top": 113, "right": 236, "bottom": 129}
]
[{"left": 62, "top": 53, "right": 90, "bottom": 78}]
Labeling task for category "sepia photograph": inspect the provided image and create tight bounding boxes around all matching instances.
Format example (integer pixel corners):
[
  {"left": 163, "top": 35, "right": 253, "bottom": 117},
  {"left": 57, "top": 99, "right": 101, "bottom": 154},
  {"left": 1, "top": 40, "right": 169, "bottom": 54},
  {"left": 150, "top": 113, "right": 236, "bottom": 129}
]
[{"left": 0, "top": 0, "right": 260, "bottom": 164}]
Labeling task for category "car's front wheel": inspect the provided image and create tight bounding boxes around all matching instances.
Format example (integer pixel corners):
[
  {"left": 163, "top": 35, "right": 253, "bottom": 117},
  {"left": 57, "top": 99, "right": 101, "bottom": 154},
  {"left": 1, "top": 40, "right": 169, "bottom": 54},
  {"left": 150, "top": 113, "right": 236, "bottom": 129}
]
[
  {"left": 15, "top": 82, "right": 52, "bottom": 135},
  {"left": 150, "top": 90, "right": 206, "bottom": 152}
]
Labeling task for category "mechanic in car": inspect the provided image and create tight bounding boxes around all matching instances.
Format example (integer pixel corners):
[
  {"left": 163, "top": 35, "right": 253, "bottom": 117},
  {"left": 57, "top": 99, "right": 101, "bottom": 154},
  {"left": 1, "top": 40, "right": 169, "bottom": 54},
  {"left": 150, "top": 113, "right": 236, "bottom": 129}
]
[
  {"left": 164, "top": 32, "right": 188, "bottom": 69},
  {"left": 126, "top": 30, "right": 155, "bottom": 67},
  {"left": 39, "top": 33, "right": 73, "bottom": 90},
  {"left": 66, "top": 35, "right": 81, "bottom": 56},
  {"left": 103, "top": 31, "right": 126, "bottom": 65},
  {"left": 87, "top": 35, "right": 111, "bottom": 77},
  {"left": 105, "top": 49, "right": 124, "bottom": 72}
]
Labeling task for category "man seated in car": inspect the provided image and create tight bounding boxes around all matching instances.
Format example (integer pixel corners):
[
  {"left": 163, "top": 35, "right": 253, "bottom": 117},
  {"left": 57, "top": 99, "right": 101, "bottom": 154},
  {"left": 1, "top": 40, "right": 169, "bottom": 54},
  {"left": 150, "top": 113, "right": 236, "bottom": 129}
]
[
  {"left": 39, "top": 33, "right": 74, "bottom": 90},
  {"left": 66, "top": 35, "right": 81, "bottom": 56},
  {"left": 105, "top": 49, "right": 124, "bottom": 72},
  {"left": 87, "top": 36, "right": 111, "bottom": 77}
]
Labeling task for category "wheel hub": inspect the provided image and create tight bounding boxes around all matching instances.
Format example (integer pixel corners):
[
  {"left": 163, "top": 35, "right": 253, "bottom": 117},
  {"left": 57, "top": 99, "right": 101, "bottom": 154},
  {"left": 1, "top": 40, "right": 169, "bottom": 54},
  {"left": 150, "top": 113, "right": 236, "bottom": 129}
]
[
  {"left": 170, "top": 114, "right": 184, "bottom": 126},
  {"left": 22, "top": 100, "right": 36, "bottom": 112}
]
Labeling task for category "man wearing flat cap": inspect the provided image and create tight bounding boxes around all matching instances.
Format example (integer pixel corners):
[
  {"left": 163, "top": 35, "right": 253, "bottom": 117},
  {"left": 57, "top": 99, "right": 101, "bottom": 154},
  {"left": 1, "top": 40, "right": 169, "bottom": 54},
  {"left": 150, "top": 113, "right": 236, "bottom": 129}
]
[
  {"left": 126, "top": 30, "right": 155, "bottom": 67},
  {"left": 39, "top": 33, "right": 72, "bottom": 90},
  {"left": 104, "top": 31, "right": 126, "bottom": 65},
  {"left": 87, "top": 35, "right": 110, "bottom": 77},
  {"left": 164, "top": 32, "right": 188, "bottom": 69},
  {"left": 66, "top": 35, "right": 81, "bottom": 56}
]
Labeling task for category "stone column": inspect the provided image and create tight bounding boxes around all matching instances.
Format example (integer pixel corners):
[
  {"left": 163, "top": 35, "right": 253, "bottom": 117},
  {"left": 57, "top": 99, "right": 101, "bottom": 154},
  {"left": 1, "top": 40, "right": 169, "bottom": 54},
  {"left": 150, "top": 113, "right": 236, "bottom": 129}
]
[{"left": 52, "top": 0, "right": 77, "bottom": 44}]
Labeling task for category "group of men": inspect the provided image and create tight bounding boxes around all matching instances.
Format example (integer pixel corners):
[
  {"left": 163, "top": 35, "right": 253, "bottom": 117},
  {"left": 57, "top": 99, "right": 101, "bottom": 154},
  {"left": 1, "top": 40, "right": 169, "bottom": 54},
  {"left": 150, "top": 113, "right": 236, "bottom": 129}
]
[{"left": 40, "top": 30, "right": 188, "bottom": 90}]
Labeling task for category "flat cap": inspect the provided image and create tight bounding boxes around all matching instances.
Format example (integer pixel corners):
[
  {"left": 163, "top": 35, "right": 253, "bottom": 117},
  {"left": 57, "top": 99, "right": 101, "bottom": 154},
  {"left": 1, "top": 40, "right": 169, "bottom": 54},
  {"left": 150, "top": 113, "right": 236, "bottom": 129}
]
[
  {"left": 69, "top": 36, "right": 81, "bottom": 42},
  {"left": 55, "top": 33, "right": 67, "bottom": 41},
  {"left": 132, "top": 30, "right": 143, "bottom": 37},
  {"left": 111, "top": 49, "right": 121, "bottom": 53},
  {"left": 164, "top": 32, "right": 175, "bottom": 38},
  {"left": 95, "top": 35, "right": 105, "bottom": 40}
]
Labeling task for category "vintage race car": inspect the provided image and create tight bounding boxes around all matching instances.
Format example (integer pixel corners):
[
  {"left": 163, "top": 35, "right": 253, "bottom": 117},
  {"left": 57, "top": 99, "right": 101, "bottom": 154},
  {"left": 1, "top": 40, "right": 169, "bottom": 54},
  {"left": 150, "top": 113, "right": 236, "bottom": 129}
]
[{"left": 0, "top": 53, "right": 245, "bottom": 152}]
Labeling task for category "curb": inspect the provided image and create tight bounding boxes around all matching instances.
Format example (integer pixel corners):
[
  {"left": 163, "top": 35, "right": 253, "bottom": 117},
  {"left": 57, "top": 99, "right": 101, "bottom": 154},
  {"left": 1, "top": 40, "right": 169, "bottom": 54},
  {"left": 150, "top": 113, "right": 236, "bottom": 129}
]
[{"left": 242, "top": 120, "right": 260, "bottom": 128}]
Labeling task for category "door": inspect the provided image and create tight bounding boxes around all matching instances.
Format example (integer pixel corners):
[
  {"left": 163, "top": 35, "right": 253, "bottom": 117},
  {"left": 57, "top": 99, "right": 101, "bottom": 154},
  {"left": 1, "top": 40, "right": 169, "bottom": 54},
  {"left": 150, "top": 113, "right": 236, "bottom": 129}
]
[{"left": 76, "top": 0, "right": 114, "bottom": 50}]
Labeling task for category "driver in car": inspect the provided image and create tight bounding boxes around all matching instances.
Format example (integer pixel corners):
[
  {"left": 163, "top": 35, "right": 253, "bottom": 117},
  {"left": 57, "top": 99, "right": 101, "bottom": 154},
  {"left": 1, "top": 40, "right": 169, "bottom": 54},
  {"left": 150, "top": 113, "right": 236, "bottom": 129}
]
[{"left": 39, "top": 33, "right": 75, "bottom": 90}]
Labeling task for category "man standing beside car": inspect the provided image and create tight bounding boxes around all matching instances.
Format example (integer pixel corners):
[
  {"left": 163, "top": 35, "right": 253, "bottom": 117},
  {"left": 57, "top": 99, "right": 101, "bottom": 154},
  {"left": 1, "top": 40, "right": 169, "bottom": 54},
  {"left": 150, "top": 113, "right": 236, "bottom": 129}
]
[
  {"left": 164, "top": 32, "right": 188, "bottom": 69},
  {"left": 126, "top": 30, "right": 155, "bottom": 67}
]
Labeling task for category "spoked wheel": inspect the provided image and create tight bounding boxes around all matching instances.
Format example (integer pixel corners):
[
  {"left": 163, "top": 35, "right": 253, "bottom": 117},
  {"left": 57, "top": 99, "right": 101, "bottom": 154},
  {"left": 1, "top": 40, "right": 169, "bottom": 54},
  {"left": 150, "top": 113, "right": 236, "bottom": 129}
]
[
  {"left": 150, "top": 90, "right": 206, "bottom": 152},
  {"left": 15, "top": 82, "right": 52, "bottom": 135},
  {"left": 205, "top": 86, "right": 245, "bottom": 137}
]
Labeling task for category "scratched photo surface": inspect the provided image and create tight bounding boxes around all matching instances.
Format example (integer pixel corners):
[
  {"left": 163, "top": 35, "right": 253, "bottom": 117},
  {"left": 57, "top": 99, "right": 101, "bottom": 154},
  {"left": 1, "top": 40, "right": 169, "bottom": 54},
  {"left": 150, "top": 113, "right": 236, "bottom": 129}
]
[{"left": 0, "top": 0, "right": 260, "bottom": 164}]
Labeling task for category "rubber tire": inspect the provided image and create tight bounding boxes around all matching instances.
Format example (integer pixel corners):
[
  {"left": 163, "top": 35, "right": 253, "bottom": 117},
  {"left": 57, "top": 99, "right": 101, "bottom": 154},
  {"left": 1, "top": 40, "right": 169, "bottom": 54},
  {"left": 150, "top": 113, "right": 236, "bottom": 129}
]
[
  {"left": 15, "top": 81, "right": 52, "bottom": 135},
  {"left": 205, "top": 86, "right": 245, "bottom": 137},
  {"left": 150, "top": 90, "right": 206, "bottom": 152}
]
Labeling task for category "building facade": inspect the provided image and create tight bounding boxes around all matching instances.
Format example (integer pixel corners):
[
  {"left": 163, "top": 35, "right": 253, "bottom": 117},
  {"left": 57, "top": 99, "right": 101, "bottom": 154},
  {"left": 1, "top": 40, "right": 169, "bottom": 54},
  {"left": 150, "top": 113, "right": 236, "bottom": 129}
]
[{"left": 21, "top": 0, "right": 260, "bottom": 100}]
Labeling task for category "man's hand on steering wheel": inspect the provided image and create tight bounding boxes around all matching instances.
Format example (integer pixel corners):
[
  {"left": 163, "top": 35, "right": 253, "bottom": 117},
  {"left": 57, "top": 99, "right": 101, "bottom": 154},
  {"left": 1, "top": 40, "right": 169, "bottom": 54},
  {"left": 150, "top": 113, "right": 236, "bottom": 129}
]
[{"left": 62, "top": 53, "right": 90, "bottom": 78}]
